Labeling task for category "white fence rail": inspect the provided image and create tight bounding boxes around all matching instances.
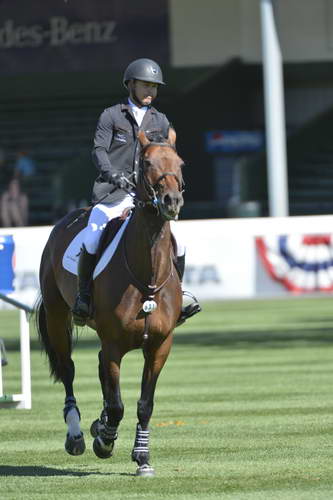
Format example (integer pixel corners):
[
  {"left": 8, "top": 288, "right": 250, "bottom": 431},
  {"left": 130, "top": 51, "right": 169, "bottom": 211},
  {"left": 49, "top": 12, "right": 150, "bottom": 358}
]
[{"left": 0, "top": 293, "right": 32, "bottom": 409}]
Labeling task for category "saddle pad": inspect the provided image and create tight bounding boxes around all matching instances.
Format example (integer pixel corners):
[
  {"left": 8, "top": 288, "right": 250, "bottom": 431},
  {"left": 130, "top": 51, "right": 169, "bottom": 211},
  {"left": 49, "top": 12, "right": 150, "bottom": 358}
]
[{"left": 62, "top": 216, "right": 130, "bottom": 279}]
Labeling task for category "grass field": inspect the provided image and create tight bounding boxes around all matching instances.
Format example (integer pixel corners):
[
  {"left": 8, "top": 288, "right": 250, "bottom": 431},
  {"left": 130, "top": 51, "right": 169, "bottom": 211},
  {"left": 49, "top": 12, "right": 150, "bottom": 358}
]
[{"left": 1, "top": 297, "right": 333, "bottom": 499}]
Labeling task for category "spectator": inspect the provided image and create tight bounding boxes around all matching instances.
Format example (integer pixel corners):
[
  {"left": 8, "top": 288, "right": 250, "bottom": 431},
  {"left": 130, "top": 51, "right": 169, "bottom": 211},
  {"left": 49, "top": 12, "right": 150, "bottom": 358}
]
[
  {"left": 14, "top": 150, "right": 36, "bottom": 179},
  {"left": 0, "top": 177, "right": 29, "bottom": 227}
]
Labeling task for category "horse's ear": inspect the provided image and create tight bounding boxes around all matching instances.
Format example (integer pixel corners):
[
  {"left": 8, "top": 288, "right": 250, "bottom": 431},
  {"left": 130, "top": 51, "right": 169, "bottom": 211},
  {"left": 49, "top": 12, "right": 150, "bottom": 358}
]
[
  {"left": 167, "top": 127, "right": 176, "bottom": 147},
  {"left": 138, "top": 130, "right": 150, "bottom": 147}
]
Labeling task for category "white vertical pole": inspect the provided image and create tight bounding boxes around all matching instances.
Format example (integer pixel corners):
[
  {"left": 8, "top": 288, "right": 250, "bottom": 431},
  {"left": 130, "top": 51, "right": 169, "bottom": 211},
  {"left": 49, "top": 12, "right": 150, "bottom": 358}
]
[
  {"left": 19, "top": 309, "right": 31, "bottom": 409},
  {"left": 260, "top": 0, "right": 289, "bottom": 216}
]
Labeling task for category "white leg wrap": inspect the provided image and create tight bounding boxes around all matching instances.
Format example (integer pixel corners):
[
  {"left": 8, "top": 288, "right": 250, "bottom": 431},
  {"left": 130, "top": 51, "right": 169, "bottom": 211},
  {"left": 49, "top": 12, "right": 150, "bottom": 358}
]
[
  {"left": 133, "top": 427, "right": 150, "bottom": 453},
  {"left": 66, "top": 407, "right": 81, "bottom": 437}
]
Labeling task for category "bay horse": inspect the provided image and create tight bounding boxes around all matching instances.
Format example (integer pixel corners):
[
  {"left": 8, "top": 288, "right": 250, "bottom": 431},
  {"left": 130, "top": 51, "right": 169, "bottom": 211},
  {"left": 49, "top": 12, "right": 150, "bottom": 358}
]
[{"left": 36, "top": 129, "right": 184, "bottom": 476}]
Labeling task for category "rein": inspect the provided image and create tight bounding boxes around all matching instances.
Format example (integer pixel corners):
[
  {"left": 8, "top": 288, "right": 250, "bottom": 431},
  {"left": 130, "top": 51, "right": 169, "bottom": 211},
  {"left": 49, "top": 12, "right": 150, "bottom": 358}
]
[
  {"left": 121, "top": 230, "right": 174, "bottom": 297},
  {"left": 121, "top": 227, "right": 174, "bottom": 344},
  {"left": 122, "top": 148, "right": 177, "bottom": 344}
]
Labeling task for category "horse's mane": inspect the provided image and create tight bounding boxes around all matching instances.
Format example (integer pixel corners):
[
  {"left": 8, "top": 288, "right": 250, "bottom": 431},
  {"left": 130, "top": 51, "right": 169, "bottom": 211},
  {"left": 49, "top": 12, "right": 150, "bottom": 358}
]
[{"left": 146, "top": 132, "right": 167, "bottom": 144}]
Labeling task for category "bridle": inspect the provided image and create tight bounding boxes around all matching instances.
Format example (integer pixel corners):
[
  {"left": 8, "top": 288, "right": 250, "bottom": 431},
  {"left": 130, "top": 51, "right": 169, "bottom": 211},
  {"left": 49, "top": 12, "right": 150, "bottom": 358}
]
[
  {"left": 135, "top": 142, "right": 184, "bottom": 212},
  {"left": 122, "top": 141, "right": 184, "bottom": 341}
]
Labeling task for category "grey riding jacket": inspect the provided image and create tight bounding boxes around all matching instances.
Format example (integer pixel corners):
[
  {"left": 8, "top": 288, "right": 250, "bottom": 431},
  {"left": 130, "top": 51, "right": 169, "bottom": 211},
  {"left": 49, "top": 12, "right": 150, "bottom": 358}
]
[{"left": 91, "top": 100, "right": 170, "bottom": 204}]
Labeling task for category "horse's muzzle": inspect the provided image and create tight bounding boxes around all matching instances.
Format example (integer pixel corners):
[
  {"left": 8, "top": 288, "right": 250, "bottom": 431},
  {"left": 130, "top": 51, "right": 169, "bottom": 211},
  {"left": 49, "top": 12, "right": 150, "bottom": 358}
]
[{"left": 159, "top": 190, "right": 184, "bottom": 221}]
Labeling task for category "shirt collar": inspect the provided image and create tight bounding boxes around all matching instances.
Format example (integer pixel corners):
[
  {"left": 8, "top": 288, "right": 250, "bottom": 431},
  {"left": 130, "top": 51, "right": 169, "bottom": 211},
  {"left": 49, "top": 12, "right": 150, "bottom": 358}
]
[
  {"left": 120, "top": 100, "right": 156, "bottom": 114},
  {"left": 128, "top": 98, "right": 148, "bottom": 113}
]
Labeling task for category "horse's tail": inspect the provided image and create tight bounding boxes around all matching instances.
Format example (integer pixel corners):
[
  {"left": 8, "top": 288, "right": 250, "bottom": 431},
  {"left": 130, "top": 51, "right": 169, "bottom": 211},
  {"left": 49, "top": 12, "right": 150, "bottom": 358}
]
[{"left": 35, "top": 294, "right": 74, "bottom": 382}]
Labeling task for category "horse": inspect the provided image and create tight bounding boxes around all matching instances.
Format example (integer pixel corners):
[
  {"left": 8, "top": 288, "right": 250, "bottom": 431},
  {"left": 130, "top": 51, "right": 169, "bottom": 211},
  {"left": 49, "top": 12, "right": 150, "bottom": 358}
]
[{"left": 35, "top": 128, "right": 184, "bottom": 476}]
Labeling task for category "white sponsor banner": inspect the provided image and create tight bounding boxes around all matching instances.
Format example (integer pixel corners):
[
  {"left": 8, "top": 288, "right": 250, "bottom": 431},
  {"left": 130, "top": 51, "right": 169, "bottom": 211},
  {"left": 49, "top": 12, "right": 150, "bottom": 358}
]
[
  {"left": 171, "top": 220, "right": 255, "bottom": 299},
  {"left": 0, "top": 225, "right": 51, "bottom": 309},
  {"left": 1, "top": 214, "right": 333, "bottom": 309}
]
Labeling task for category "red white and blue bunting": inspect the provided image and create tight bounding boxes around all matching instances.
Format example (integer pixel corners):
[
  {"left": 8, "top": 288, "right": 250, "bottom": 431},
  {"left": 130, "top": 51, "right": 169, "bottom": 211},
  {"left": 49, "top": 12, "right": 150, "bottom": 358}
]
[{"left": 256, "top": 234, "right": 333, "bottom": 293}]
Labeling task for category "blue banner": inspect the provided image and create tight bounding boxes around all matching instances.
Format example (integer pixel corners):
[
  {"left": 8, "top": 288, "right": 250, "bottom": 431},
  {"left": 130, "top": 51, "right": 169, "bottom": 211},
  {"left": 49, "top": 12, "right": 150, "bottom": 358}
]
[
  {"left": 205, "top": 130, "right": 264, "bottom": 153},
  {"left": 0, "top": 235, "right": 15, "bottom": 294}
]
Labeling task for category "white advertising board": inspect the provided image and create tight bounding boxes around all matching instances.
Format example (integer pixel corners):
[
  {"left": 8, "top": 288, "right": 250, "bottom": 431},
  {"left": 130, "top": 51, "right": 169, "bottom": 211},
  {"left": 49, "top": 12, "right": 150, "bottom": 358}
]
[
  {"left": 171, "top": 219, "right": 255, "bottom": 299},
  {"left": 0, "top": 225, "right": 51, "bottom": 309},
  {"left": 1, "top": 214, "right": 333, "bottom": 309}
]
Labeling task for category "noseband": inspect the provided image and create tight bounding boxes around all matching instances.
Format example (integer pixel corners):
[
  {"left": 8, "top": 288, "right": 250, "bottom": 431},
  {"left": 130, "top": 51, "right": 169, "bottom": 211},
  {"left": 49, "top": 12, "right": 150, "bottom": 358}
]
[{"left": 135, "top": 142, "right": 184, "bottom": 211}]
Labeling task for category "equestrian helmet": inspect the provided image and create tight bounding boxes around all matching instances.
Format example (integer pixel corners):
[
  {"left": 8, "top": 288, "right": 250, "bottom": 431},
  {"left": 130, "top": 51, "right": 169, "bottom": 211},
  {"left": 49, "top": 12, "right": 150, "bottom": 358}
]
[{"left": 123, "top": 58, "right": 165, "bottom": 87}]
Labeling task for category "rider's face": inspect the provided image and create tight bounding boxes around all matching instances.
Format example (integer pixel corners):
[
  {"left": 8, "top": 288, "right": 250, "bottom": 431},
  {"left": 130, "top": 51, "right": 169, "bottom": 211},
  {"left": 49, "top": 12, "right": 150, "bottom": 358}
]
[{"left": 129, "top": 80, "right": 158, "bottom": 107}]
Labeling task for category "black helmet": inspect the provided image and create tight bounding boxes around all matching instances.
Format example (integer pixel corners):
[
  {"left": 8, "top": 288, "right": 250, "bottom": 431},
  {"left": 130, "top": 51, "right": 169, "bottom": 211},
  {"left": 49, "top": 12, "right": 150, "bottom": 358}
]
[{"left": 123, "top": 58, "right": 165, "bottom": 87}]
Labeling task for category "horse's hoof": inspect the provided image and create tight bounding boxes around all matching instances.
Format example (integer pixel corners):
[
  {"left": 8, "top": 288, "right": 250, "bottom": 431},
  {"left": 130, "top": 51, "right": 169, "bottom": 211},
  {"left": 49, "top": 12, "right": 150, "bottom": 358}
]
[
  {"left": 136, "top": 464, "right": 155, "bottom": 477},
  {"left": 65, "top": 432, "right": 86, "bottom": 456},
  {"left": 90, "top": 419, "right": 99, "bottom": 438},
  {"left": 93, "top": 436, "right": 114, "bottom": 459}
]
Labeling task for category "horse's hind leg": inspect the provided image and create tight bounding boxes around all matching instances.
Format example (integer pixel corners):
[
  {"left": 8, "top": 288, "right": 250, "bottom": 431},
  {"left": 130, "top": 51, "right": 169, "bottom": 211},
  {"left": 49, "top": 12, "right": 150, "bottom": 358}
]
[
  {"left": 38, "top": 269, "right": 85, "bottom": 456},
  {"left": 91, "top": 345, "right": 124, "bottom": 459},
  {"left": 132, "top": 334, "right": 173, "bottom": 477}
]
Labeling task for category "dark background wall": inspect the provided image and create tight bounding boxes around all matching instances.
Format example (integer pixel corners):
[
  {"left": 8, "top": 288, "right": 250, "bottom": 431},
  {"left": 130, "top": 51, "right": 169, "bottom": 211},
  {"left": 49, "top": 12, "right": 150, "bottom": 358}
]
[{"left": 1, "top": 1, "right": 333, "bottom": 225}]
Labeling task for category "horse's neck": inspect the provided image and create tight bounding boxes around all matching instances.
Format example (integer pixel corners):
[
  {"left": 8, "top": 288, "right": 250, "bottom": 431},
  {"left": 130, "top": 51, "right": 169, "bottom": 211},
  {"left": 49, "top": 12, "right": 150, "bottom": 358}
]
[{"left": 126, "top": 209, "right": 172, "bottom": 286}]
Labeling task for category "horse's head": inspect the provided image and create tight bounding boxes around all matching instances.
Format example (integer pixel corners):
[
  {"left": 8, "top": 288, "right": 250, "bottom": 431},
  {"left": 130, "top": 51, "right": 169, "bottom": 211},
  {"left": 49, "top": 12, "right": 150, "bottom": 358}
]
[{"left": 136, "top": 129, "right": 184, "bottom": 221}]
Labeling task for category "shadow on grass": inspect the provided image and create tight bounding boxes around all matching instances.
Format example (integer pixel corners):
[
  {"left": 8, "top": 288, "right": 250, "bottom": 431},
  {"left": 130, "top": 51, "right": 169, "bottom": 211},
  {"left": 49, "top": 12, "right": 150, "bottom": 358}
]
[
  {"left": 172, "top": 327, "right": 333, "bottom": 349},
  {"left": 4, "top": 325, "right": 333, "bottom": 351},
  {"left": 0, "top": 465, "right": 135, "bottom": 477},
  {"left": 3, "top": 327, "right": 333, "bottom": 352}
]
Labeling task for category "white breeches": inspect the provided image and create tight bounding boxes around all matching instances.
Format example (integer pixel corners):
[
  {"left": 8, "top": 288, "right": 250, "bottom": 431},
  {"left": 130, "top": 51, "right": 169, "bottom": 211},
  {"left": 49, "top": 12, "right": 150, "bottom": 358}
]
[{"left": 83, "top": 196, "right": 185, "bottom": 257}]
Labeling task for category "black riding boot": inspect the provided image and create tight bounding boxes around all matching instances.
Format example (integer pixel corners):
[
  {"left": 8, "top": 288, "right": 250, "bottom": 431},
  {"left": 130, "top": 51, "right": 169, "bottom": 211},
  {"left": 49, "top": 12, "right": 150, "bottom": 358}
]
[
  {"left": 72, "top": 245, "right": 96, "bottom": 327},
  {"left": 176, "top": 254, "right": 201, "bottom": 326}
]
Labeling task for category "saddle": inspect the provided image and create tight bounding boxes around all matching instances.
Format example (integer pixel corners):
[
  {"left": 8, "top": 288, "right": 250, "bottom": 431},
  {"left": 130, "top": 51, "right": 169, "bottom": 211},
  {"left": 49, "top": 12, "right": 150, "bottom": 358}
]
[
  {"left": 62, "top": 209, "right": 131, "bottom": 279},
  {"left": 95, "top": 208, "right": 178, "bottom": 271},
  {"left": 95, "top": 217, "right": 126, "bottom": 262}
]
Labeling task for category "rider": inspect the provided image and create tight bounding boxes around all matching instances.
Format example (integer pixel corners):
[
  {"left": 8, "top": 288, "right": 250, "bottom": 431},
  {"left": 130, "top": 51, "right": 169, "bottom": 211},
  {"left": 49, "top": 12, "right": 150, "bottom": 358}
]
[{"left": 72, "top": 58, "right": 201, "bottom": 327}]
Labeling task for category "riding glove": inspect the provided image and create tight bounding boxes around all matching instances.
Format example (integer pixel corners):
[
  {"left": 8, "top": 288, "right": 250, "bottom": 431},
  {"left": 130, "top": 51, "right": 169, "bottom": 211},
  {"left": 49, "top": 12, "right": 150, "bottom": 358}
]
[{"left": 108, "top": 173, "right": 131, "bottom": 190}]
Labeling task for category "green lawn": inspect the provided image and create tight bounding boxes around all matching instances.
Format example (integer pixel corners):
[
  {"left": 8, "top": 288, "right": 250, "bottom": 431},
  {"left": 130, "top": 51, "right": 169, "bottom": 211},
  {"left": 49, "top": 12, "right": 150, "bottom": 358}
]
[{"left": 1, "top": 297, "right": 333, "bottom": 499}]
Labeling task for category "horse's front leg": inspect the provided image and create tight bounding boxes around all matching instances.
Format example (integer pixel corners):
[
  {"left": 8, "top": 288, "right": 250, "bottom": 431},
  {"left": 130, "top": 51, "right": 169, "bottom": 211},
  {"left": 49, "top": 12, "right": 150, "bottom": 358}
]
[
  {"left": 91, "top": 346, "right": 124, "bottom": 459},
  {"left": 64, "top": 391, "right": 85, "bottom": 456},
  {"left": 132, "top": 334, "right": 173, "bottom": 477}
]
